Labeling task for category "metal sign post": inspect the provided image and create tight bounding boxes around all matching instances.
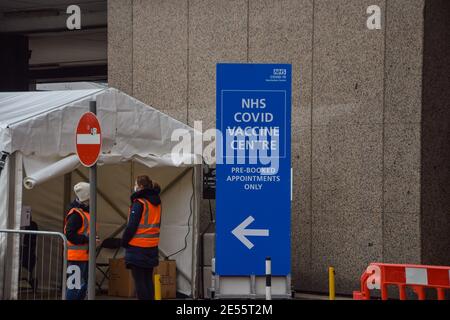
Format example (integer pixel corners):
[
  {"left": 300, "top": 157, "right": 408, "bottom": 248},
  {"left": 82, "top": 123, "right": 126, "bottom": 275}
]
[
  {"left": 87, "top": 100, "right": 97, "bottom": 300},
  {"left": 75, "top": 101, "right": 101, "bottom": 300}
]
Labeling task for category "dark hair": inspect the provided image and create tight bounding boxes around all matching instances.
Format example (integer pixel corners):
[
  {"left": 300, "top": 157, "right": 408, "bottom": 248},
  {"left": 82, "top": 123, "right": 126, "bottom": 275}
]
[{"left": 136, "top": 175, "right": 152, "bottom": 189}]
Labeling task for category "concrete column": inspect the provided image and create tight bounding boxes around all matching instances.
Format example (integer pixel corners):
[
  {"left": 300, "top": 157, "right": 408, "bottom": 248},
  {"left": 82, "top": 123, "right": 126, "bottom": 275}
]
[
  {"left": 188, "top": 0, "right": 247, "bottom": 129},
  {"left": 248, "top": 0, "right": 314, "bottom": 291},
  {"left": 310, "top": 0, "right": 385, "bottom": 293},
  {"left": 132, "top": 0, "right": 188, "bottom": 123},
  {"left": 382, "top": 0, "right": 424, "bottom": 265},
  {"left": 108, "top": 0, "right": 133, "bottom": 95}
]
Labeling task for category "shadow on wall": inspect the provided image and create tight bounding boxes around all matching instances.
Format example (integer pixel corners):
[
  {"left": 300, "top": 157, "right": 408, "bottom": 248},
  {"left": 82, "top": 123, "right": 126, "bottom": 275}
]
[{"left": 421, "top": 0, "right": 450, "bottom": 267}]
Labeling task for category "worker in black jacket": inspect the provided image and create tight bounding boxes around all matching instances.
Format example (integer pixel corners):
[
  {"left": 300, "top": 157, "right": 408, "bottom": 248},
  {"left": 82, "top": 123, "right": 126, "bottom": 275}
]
[
  {"left": 122, "top": 175, "right": 161, "bottom": 300},
  {"left": 64, "top": 182, "right": 92, "bottom": 300}
]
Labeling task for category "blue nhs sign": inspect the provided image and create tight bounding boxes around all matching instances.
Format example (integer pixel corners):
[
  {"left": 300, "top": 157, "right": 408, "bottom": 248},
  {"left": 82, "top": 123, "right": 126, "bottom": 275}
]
[{"left": 216, "top": 63, "right": 291, "bottom": 276}]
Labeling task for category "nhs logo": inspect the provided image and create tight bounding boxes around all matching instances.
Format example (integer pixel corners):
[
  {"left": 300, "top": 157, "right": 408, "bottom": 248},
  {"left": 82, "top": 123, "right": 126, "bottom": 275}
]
[{"left": 273, "top": 68, "right": 287, "bottom": 76}]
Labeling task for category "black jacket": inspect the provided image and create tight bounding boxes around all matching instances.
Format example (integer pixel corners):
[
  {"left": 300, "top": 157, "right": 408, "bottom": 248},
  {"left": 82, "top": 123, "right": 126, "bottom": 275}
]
[
  {"left": 64, "top": 200, "right": 90, "bottom": 245},
  {"left": 122, "top": 187, "right": 161, "bottom": 269}
]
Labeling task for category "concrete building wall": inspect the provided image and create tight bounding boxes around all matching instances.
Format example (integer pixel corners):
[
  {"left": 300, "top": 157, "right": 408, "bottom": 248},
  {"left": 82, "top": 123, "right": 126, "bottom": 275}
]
[{"left": 108, "top": 0, "right": 448, "bottom": 295}]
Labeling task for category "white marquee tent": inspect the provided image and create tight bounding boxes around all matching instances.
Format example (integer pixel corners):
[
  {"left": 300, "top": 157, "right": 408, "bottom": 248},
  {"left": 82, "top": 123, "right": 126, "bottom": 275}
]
[{"left": 0, "top": 88, "right": 203, "bottom": 299}]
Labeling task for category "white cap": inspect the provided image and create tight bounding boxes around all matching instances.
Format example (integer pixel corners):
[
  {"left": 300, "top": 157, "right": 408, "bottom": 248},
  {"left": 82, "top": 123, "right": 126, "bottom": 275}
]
[{"left": 74, "top": 182, "right": 90, "bottom": 202}]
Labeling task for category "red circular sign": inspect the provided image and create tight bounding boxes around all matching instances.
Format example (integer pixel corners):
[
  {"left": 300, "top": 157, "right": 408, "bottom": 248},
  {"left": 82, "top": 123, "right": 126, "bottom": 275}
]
[{"left": 76, "top": 112, "right": 102, "bottom": 167}]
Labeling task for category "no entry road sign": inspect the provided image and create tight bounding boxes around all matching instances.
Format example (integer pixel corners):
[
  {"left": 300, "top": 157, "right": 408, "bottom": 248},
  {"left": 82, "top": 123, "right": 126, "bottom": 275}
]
[{"left": 76, "top": 112, "right": 102, "bottom": 167}]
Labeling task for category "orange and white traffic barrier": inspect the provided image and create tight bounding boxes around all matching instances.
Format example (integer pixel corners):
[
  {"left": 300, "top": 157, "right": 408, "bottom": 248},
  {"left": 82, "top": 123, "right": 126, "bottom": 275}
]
[{"left": 353, "top": 263, "right": 450, "bottom": 300}]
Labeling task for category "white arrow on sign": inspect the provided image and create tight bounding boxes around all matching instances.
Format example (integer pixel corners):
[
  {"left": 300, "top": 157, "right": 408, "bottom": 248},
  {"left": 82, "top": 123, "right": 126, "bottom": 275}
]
[{"left": 231, "top": 215, "right": 269, "bottom": 250}]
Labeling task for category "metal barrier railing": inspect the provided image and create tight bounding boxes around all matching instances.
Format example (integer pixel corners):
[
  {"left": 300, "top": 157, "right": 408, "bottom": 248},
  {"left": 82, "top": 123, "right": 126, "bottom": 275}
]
[
  {"left": 353, "top": 262, "right": 450, "bottom": 300},
  {"left": 0, "top": 229, "right": 68, "bottom": 300}
]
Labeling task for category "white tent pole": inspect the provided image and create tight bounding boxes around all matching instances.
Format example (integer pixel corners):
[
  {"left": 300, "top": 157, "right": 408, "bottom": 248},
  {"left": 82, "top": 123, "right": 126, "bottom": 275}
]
[
  {"left": 191, "top": 165, "right": 202, "bottom": 299},
  {"left": 2, "top": 153, "right": 15, "bottom": 299},
  {"left": 3, "top": 152, "right": 22, "bottom": 300}
]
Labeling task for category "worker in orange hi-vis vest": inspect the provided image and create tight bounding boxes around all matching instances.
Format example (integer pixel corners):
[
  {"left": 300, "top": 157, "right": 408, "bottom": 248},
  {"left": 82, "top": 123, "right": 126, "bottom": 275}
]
[
  {"left": 64, "top": 182, "right": 99, "bottom": 300},
  {"left": 121, "top": 175, "right": 161, "bottom": 300}
]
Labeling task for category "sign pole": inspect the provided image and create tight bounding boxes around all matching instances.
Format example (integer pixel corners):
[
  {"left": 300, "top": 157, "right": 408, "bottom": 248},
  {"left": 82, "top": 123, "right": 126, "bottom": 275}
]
[{"left": 88, "top": 100, "right": 97, "bottom": 300}]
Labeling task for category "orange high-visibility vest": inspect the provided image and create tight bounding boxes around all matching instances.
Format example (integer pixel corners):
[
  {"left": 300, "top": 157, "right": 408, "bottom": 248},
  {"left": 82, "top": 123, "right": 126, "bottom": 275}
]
[
  {"left": 64, "top": 208, "right": 90, "bottom": 261},
  {"left": 128, "top": 198, "right": 161, "bottom": 248}
]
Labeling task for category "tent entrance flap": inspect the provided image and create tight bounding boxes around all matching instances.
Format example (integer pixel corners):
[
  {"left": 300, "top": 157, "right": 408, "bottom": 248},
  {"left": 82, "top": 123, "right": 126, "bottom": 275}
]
[{"left": 20, "top": 157, "right": 199, "bottom": 297}]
